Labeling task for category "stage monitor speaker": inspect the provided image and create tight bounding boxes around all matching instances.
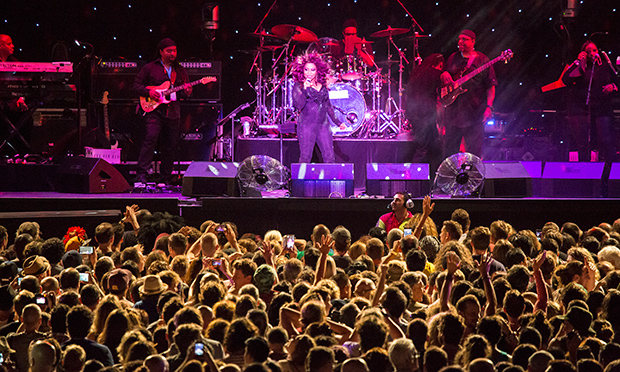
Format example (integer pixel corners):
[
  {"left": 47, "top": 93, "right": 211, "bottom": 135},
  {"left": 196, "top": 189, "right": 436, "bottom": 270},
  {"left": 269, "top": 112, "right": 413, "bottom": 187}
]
[
  {"left": 607, "top": 163, "right": 620, "bottom": 198},
  {"left": 541, "top": 162, "right": 604, "bottom": 198},
  {"left": 482, "top": 161, "right": 532, "bottom": 197},
  {"left": 56, "top": 157, "right": 130, "bottom": 193},
  {"left": 291, "top": 163, "right": 354, "bottom": 197},
  {"left": 182, "top": 162, "right": 239, "bottom": 197},
  {"left": 365, "top": 163, "right": 429, "bottom": 197}
]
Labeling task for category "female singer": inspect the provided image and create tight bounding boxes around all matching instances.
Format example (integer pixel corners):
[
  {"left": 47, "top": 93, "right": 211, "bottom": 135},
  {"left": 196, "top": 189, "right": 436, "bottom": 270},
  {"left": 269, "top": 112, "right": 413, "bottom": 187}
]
[
  {"left": 291, "top": 53, "right": 342, "bottom": 163},
  {"left": 562, "top": 40, "right": 618, "bottom": 162}
]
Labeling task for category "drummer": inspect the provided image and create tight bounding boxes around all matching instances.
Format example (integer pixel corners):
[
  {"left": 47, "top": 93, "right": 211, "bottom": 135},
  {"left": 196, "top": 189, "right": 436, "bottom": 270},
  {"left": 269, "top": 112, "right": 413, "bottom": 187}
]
[{"left": 334, "top": 19, "right": 375, "bottom": 67}]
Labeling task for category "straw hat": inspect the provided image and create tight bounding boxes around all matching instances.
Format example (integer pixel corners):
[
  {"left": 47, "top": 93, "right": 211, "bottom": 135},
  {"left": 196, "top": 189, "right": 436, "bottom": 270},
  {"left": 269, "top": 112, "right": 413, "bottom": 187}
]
[{"left": 139, "top": 275, "right": 168, "bottom": 296}]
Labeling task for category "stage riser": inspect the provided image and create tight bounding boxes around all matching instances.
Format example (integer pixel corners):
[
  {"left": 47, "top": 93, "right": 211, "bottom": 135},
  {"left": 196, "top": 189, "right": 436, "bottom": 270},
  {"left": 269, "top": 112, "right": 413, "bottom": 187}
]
[{"left": 236, "top": 138, "right": 413, "bottom": 189}]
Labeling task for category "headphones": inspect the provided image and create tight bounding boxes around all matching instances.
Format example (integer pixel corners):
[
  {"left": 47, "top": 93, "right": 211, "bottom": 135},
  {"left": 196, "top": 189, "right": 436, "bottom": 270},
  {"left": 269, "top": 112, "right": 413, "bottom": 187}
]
[{"left": 387, "top": 192, "right": 415, "bottom": 209}]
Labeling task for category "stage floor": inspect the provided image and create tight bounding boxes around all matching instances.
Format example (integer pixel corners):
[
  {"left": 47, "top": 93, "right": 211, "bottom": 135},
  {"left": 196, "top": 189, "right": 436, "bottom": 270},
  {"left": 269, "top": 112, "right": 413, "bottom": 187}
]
[{"left": 2, "top": 191, "right": 620, "bottom": 243}]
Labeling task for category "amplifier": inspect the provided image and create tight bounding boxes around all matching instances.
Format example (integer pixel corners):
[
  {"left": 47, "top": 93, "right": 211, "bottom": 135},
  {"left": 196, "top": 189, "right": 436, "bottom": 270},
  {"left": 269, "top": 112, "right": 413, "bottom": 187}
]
[{"left": 93, "top": 60, "right": 221, "bottom": 102}]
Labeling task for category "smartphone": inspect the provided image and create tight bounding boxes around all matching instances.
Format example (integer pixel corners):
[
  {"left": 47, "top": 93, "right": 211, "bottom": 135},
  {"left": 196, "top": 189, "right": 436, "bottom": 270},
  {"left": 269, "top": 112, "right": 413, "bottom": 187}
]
[
  {"left": 35, "top": 295, "right": 46, "bottom": 305},
  {"left": 194, "top": 342, "right": 204, "bottom": 356},
  {"left": 284, "top": 235, "right": 295, "bottom": 249},
  {"left": 79, "top": 273, "right": 89, "bottom": 282},
  {"left": 79, "top": 246, "right": 94, "bottom": 255},
  {"left": 212, "top": 259, "right": 222, "bottom": 266},
  {"left": 404, "top": 229, "right": 412, "bottom": 236},
  {"left": 17, "top": 277, "right": 22, "bottom": 285},
  {"left": 215, "top": 225, "right": 225, "bottom": 232},
  {"left": 536, "top": 229, "right": 542, "bottom": 239},
  {"left": 0, "top": 352, "right": 4, "bottom": 363}
]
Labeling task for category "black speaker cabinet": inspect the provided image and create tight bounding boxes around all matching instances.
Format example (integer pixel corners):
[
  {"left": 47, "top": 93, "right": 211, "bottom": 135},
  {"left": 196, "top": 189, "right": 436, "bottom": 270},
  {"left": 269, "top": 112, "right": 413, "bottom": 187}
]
[
  {"left": 182, "top": 162, "right": 239, "bottom": 196},
  {"left": 56, "top": 157, "right": 130, "bottom": 193},
  {"left": 179, "top": 103, "right": 223, "bottom": 161}
]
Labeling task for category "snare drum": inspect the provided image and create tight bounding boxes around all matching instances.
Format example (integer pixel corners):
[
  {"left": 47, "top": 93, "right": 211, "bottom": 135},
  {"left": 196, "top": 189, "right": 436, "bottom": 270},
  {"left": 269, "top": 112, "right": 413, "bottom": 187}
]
[
  {"left": 338, "top": 55, "right": 365, "bottom": 81},
  {"left": 327, "top": 83, "right": 367, "bottom": 137}
]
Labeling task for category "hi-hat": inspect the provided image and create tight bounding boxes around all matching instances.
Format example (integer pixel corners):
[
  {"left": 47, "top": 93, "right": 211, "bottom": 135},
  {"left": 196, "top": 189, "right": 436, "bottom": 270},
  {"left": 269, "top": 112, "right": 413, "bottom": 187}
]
[
  {"left": 271, "top": 24, "right": 318, "bottom": 43},
  {"left": 248, "top": 30, "right": 285, "bottom": 41},
  {"left": 401, "top": 33, "right": 432, "bottom": 41},
  {"left": 370, "top": 26, "right": 409, "bottom": 38}
]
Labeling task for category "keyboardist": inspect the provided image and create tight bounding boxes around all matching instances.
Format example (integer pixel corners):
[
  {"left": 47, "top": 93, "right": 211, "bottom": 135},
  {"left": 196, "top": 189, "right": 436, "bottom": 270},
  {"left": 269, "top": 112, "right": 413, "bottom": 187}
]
[
  {"left": 0, "top": 34, "right": 30, "bottom": 156},
  {"left": 0, "top": 34, "right": 27, "bottom": 111}
]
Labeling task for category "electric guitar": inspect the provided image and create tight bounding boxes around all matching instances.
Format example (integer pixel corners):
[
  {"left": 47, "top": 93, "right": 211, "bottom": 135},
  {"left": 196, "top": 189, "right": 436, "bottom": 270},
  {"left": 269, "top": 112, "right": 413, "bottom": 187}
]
[
  {"left": 140, "top": 76, "right": 217, "bottom": 113},
  {"left": 438, "top": 49, "right": 513, "bottom": 107},
  {"left": 101, "top": 91, "right": 118, "bottom": 149}
]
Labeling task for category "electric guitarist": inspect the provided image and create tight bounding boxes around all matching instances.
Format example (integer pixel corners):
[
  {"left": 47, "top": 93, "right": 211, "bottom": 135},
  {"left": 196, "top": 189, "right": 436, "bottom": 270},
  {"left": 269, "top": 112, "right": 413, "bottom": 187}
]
[
  {"left": 132, "top": 38, "right": 191, "bottom": 185},
  {"left": 440, "top": 29, "right": 497, "bottom": 158}
]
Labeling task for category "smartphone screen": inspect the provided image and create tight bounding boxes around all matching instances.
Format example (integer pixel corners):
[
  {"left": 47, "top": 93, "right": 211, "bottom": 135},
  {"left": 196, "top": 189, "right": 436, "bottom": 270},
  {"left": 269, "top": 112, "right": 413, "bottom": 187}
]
[
  {"left": 194, "top": 342, "right": 204, "bottom": 356},
  {"left": 79, "top": 246, "right": 94, "bottom": 255},
  {"left": 212, "top": 259, "right": 222, "bottom": 266},
  {"left": 404, "top": 229, "right": 412, "bottom": 236},
  {"left": 284, "top": 235, "right": 295, "bottom": 249},
  {"left": 79, "top": 273, "right": 89, "bottom": 282},
  {"left": 35, "top": 296, "right": 46, "bottom": 305}
]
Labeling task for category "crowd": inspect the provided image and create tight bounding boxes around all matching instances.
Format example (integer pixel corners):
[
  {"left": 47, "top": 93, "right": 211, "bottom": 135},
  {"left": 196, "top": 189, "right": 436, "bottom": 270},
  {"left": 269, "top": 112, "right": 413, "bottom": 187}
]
[{"left": 1, "top": 197, "right": 620, "bottom": 372}]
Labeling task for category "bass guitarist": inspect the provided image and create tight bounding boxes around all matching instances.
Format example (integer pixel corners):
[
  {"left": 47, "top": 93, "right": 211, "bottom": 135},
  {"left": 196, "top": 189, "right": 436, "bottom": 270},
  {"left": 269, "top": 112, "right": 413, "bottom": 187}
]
[
  {"left": 133, "top": 38, "right": 192, "bottom": 185},
  {"left": 440, "top": 29, "right": 496, "bottom": 158}
]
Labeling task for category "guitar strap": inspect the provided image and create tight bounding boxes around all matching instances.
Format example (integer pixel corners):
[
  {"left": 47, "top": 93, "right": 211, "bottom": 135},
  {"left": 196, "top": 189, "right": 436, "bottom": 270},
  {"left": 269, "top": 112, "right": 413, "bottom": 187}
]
[{"left": 463, "top": 51, "right": 477, "bottom": 75}]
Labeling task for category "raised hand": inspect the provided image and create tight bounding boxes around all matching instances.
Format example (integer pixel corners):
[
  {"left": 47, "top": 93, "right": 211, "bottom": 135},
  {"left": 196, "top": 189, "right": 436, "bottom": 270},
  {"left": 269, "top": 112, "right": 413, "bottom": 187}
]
[
  {"left": 476, "top": 252, "right": 492, "bottom": 278},
  {"left": 259, "top": 240, "right": 274, "bottom": 263},
  {"left": 446, "top": 251, "right": 461, "bottom": 275},
  {"left": 317, "top": 235, "right": 334, "bottom": 256},
  {"left": 422, "top": 195, "right": 435, "bottom": 217},
  {"left": 532, "top": 250, "right": 547, "bottom": 273}
]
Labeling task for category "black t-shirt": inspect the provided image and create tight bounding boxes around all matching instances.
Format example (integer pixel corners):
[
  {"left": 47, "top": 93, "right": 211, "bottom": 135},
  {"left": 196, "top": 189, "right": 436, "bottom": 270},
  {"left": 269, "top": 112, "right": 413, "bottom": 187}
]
[{"left": 445, "top": 51, "right": 497, "bottom": 128}]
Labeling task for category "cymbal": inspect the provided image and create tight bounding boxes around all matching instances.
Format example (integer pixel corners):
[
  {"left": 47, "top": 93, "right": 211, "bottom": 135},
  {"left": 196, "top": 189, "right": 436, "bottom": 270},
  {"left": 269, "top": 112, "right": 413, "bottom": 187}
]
[
  {"left": 354, "top": 39, "right": 374, "bottom": 47},
  {"left": 377, "top": 59, "right": 399, "bottom": 66},
  {"left": 322, "top": 41, "right": 340, "bottom": 46},
  {"left": 370, "top": 26, "right": 409, "bottom": 38},
  {"left": 248, "top": 31, "right": 285, "bottom": 41},
  {"left": 271, "top": 24, "right": 318, "bottom": 43},
  {"left": 401, "top": 33, "right": 432, "bottom": 41},
  {"left": 256, "top": 45, "right": 284, "bottom": 52}
]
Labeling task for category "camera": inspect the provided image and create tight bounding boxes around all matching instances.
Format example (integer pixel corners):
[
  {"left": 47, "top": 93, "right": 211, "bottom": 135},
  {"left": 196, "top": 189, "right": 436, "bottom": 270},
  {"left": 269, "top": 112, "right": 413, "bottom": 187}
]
[
  {"left": 79, "top": 246, "right": 94, "bottom": 255},
  {"left": 194, "top": 342, "right": 204, "bottom": 356}
]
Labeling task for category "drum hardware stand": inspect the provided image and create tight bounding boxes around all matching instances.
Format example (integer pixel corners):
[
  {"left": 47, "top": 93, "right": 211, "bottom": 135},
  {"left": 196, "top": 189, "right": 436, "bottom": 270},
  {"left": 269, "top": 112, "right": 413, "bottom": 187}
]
[
  {"left": 251, "top": 0, "right": 280, "bottom": 129},
  {"left": 377, "top": 33, "right": 405, "bottom": 136},
  {"left": 211, "top": 101, "right": 253, "bottom": 161}
]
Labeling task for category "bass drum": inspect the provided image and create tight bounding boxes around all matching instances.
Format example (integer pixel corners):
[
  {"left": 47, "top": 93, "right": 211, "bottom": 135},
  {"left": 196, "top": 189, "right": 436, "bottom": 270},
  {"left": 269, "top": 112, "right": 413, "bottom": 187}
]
[{"left": 327, "top": 83, "right": 366, "bottom": 137}]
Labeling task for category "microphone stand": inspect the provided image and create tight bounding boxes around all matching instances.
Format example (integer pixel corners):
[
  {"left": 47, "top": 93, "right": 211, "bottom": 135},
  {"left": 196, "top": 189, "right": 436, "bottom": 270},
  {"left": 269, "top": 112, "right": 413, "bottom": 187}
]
[{"left": 395, "top": 0, "right": 424, "bottom": 66}]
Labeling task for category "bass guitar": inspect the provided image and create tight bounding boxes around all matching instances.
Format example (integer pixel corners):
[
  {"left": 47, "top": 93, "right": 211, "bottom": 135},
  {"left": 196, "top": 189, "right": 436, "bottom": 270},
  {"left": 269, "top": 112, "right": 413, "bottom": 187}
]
[
  {"left": 438, "top": 49, "right": 513, "bottom": 107},
  {"left": 140, "top": 76, "right": 216, "bottom": 113}
]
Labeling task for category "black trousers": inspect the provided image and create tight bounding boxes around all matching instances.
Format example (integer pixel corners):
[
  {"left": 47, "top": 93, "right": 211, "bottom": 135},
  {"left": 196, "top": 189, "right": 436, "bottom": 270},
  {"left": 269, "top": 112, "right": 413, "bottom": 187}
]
[{"left": 137, "top": 111, "right": 180, "bottom": 178}]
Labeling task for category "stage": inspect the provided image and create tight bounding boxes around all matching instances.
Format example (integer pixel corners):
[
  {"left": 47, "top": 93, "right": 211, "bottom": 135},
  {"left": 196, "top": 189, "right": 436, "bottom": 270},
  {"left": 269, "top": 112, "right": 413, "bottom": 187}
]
[
  {"left": 236, "top": 137, "right": 413, "bottom": 189},
  {"left": 2, "top": 191, "right": 620, "bottom": 243}
]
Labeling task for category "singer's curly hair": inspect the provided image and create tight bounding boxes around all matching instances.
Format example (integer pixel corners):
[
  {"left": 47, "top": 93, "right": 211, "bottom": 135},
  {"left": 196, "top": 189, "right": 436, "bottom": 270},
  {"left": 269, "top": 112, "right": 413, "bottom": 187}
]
[{"left": 291, "top": 53, "right": 330, "bottom": 85}]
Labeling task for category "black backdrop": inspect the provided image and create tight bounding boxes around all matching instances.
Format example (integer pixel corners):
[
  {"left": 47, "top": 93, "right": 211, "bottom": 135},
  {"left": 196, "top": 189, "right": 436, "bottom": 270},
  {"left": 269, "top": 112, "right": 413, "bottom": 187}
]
[{"left": 3, "top": 0, "right": 620, "bottom": 129}]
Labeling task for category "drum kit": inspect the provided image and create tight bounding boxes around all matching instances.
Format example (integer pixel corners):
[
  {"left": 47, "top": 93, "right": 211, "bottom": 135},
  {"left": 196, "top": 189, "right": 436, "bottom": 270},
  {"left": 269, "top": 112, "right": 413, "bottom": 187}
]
[{"left": 244, "top": 23, "right": 428, "bottom": 139}]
